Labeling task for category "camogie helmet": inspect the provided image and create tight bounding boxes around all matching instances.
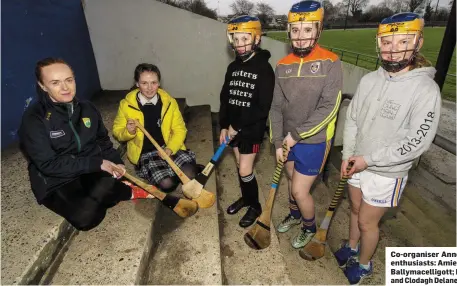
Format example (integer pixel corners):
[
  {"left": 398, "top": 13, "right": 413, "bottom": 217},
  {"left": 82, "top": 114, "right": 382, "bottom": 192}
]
[
  {"left": 377, "top": 12, "right": 424, "bottom": 72},
  {"left": 227, "top": 15, "right": 262, "bottom": 61},
  {"left": 287, "top": 0, "right": 324, "bottom": 57}
]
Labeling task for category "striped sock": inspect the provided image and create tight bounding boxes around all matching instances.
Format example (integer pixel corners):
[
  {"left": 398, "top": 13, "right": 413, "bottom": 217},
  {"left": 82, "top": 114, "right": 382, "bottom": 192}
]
[
  {"left": 301, "top": 216, "right": 316, "bottom": 233},
  {"left": 289, "top": 193, "right": 301, "bottom": 219}
]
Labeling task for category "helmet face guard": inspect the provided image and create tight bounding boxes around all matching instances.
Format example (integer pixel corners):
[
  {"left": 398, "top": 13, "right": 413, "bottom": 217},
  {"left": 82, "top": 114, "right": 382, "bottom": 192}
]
[
  {"left": 377, "top": 32, "right": 421, "bottom": 73},
  {"left": 287, "top": 21, "right": 321, "bottom": 57},
  {"left": 376, "top": 13, "right": 424, "bottom": 73},
  {"left": 227, "top": 32, "right": 259, "bottom": 61},
  {"left": 227, "top": 15, "right": 262, "bottom": 61},
  {"left": 287, "top": 1, "right": 324, "bottom": 58}
]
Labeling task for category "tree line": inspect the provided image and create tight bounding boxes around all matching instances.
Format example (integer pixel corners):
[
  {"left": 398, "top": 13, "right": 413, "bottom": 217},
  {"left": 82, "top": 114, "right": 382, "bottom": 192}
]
[{"left": 156, "top": 0, "right": 453, "bottom": 27}]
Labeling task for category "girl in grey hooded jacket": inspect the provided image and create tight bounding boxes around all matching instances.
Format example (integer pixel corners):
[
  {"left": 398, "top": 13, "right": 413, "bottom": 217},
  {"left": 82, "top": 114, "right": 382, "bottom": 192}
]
[{"left": 337, "top": 13, "right": 441, "bottom": 285}]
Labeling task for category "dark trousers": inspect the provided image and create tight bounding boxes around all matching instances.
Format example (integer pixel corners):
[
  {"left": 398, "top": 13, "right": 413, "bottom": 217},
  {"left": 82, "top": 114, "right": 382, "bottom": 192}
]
[{"left": 41, "top": 172, "right": 131, "bottom": 231}]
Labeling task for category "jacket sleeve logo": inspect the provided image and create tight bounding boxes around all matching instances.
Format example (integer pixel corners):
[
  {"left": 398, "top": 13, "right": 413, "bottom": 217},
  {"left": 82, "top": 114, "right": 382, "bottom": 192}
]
[{"left": 82, "top": 117, "right": 91, "bottom": 128}]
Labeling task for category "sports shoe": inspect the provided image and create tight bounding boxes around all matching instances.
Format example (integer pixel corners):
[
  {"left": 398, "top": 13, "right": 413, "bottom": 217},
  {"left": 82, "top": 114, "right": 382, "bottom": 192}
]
[
  {"left": 344, "top": 261, "right": 373, "bottom": 285},
  {"left": 277, "top": 214, "right": 301, "bottom": 233},
  {"left": 291, "top": 228, "right": 315, "bottom": 249},
  {"left": 121, "top": 180, "right": 154, "bottom": 200},
  {"left": 334, "top": 242, "right": 359, "bottom": 268}
]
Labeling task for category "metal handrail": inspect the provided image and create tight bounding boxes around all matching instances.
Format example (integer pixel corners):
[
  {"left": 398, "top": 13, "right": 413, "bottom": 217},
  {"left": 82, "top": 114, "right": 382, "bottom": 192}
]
[
  {"left": 324, "top": 46, "right": 456, "bottom": 78},
  {"left": 341, "top": 93, "right": 456, "bottom": 155},
  {"left": 322, "top": 46, "right": 378, "bottom": 60}
]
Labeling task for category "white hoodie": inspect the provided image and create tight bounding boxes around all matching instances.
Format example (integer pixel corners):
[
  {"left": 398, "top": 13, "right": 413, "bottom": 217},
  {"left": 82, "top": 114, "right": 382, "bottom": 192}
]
[{"left": 342, "top": 66, "right": 441, "bottom": 178}]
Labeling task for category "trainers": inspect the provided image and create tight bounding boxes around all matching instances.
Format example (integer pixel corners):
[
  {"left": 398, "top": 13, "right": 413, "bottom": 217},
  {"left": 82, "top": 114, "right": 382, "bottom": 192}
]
[
  {"left": 334, "top": 242, "right": 359, "bottom": 268},
  {"left": 291, "top": 228, "right": 315, "bottom": 249},
  {"left": 277, "top": 214, "right": 301, "bottom": 233},
  {"left": 344, "top": 261, "right": 373, "bottom": 285},
  {"left": 122, "top": 181, "right": 154, "bottom": 200}
]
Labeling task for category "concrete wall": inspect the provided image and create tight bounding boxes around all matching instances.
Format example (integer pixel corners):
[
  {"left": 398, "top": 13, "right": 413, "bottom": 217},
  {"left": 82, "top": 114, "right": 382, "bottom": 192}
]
[
  {"left": 84, "top": 0, "right": 230, "bottom": 111},
  {"left": 84, "top": 0, "right": 368, "bottom": 112}
]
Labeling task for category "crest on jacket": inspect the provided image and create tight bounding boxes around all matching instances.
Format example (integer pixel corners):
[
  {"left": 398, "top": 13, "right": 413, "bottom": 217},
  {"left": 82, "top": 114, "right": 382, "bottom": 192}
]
[
  {"left": 310, "top": 62, "right": 320, "bottom": 74},
  {"left": 82, "top": 117, "right": 91, "bottom": 128}
]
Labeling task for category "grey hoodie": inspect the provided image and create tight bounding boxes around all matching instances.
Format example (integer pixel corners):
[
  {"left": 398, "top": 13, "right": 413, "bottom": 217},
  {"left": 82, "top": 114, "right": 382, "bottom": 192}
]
[{"left": 342, "top": 66, "right": 441, "bottom": 178}]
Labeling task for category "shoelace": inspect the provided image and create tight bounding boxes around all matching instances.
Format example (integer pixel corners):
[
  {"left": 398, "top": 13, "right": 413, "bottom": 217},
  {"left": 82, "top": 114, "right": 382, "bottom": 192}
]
[
  {"left": 283, "top": 214, "right": 295, "bottom": 224},
  {"left": 299, "top": 229, "right": 312, "bottom": 241}
]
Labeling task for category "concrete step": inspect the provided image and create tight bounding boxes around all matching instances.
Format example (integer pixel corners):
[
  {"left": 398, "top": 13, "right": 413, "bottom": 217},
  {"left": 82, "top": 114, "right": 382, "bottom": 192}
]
[
  {"left": 402, "top": 181, "right": 456, "bottom": 231},
  {"left": 397, "top": 195, "right": 455, "bottom": 246},
  {"left": 144, "top": 105, "right": 222, "bottom": 284},
  {"left": 45, "top": 199, "right": 156, "bottom": 284},
  {"left": 409, "top": 166, "right": 456, "bottom": 211},
  {"left": 1, "top": 147, "right": 76, "bottom": 285},
  {"left": 419, "top": 144, "right": 456, "bottom": 185}
]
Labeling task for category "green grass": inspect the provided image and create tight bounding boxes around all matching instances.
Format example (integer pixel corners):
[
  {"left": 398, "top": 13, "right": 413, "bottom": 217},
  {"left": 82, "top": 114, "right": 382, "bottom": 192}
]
[{"left": 267, "top": 27, "right": 456, "bottom": 101}]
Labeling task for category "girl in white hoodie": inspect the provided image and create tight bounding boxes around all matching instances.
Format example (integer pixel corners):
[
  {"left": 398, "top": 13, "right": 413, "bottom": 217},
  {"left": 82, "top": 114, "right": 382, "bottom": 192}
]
[{"left": 337, "top": 13, "right": 441, "bottom": 285}]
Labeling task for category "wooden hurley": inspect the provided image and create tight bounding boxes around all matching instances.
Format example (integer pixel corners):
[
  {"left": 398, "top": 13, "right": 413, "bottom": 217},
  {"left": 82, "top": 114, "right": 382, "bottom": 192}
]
[
  {"left": 244, "top": 143, "right": 288, "bottom": 250},
  {"left": 134, "top": 120, "right": 215, "bottom": 208},
  {"left": 114, "top": 166, "right": 198, "bottom": 218}
]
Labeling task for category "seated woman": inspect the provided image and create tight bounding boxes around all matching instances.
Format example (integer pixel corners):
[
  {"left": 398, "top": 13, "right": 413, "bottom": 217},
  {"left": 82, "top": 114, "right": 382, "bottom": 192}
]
[
  {"left": 19, "top": 58, "right": 153, "bottom": 231},
  {"left": 113, "top": 63, "right": 197, "bottom": 192}
]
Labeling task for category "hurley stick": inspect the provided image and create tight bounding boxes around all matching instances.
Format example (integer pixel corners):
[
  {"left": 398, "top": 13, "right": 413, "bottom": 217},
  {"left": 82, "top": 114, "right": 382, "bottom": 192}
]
[
  {"left": 244, "top": 143, "right": 288, "bottom": 250},
  {"left": 194, "top": 136, "right": 230, "bottom": 187},
  {"left": 120, "top": 169, "right": 198, "bottom": 218},
  {"left": 133, "top": 120, "right": 215, "bottom": 209}
]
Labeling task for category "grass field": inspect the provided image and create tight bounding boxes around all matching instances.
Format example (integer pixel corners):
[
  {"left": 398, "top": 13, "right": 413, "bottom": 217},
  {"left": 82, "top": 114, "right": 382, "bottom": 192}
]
[{"left": 267, "top": 27, "right": 456, "bottom": 101}]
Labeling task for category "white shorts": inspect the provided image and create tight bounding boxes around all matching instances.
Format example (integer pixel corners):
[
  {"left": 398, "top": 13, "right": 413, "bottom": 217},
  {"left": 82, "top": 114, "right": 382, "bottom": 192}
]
[{"left": 347, "top": 171, "right": 408, "bottom": 207}]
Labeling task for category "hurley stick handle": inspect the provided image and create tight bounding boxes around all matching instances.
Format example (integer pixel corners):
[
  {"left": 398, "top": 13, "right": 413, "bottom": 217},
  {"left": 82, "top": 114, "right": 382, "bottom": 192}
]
[
  {"left": 263, "top": 143, "right": 289, "bottom": 218},
  {"left": 328, "top": 161, "right": 355, "bottom": 211},
  {"left": 134, "top": 120, "right": 191, "bottom": 184}
]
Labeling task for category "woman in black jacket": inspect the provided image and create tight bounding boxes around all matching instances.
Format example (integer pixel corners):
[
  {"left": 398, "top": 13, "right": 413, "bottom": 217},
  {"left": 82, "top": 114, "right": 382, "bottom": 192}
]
[{"left": 19, "top": 58, "right": 153, "bottom": 231}]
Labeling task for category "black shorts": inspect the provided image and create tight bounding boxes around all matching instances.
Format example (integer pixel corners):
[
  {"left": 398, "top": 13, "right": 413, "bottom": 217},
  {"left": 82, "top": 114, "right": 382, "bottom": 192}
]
[{"left": 229, "top": 137, "right": 261, "bottom": 154}]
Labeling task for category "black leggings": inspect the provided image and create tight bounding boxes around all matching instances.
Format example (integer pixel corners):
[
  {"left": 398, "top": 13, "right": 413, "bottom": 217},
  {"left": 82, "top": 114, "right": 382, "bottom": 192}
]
[
  {"left": 158, "top": 163, "right": 198, "bottom": 192},
  {"left": 41, "top": 172, "right": 131, "bottom": 231}
]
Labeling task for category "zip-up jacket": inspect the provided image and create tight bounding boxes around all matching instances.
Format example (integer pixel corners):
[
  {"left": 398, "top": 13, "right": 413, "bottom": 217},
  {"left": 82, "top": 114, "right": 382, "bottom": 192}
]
[
  {"left": 19, "top": 92, "right": 123, "bottom": 203},
  {"left": 219, "top": 49, "right": 275, "bottom": 143},
  {"left": 112, "top": 88, "right": 187, "bottom": 165},
  {"left": 269, "top": 44, "right": 343, "bottom": 149},
  {"left": 342, "top": 67, "right": 441, "bottom": 178}
]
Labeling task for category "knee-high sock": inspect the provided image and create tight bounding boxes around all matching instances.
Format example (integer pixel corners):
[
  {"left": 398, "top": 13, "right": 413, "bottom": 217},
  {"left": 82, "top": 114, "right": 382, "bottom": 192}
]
[{"left": 240, "top": 173, "right": 260, "bottom": 210}]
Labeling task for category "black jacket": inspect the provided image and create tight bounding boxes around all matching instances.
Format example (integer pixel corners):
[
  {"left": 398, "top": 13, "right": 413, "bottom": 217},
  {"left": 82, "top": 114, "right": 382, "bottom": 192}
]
[
  {"left": 19, "top": 92, "right": 123, "bottom": 203},
  {"left": 219, "top": 49, "right": 275, "bottom": 143}
]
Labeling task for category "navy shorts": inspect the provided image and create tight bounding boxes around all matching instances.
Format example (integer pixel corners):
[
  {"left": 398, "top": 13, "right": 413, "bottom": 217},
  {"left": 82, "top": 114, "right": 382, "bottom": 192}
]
[{"left": 287, "top": 140, "right": 332, "bottom": 176}]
